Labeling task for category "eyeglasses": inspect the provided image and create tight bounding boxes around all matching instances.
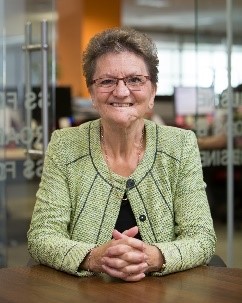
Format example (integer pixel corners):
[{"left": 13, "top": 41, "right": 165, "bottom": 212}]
[{"left": 91, "top": 75, "right": 150, "bottom": 92}]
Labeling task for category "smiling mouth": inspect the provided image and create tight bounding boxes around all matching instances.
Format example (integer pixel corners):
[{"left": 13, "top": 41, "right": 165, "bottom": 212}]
[{"left": 110, "top": 103, "right": 133, "bottom": 107}]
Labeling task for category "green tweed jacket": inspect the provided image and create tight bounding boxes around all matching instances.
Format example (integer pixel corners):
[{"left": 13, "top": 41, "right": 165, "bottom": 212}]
[{"left": 27, "top": 119, "right": 216, "bottom": 277}]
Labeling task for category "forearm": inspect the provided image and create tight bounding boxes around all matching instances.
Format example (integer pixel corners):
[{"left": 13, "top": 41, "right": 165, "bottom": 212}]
[
  {"left": 152, "top": 231, "right": 216, "bottom": 276},
  {"left": 28, "top": 228, "right": 95, "bottom": 276},
  {"left": 197, "top": 133, "right": 227, "bottom": 150}
]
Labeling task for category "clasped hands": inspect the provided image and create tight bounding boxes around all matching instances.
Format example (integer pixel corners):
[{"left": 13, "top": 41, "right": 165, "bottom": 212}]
[{"left": 85, "top": 226, "right": 163, "bottom": 282}]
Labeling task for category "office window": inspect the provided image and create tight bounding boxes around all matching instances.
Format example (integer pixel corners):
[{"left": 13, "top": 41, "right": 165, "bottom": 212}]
[
  {"left": 157, "top": 48, "right": 180, "bottom": 95},
  {"left": 156, "top": 40, "right": 242, "bottom": 95}
]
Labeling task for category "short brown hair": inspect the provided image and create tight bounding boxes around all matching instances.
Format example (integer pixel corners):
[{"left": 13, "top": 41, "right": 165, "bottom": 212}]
[{"left": 82, "top": 27, "right": 159, "bottom": 88}]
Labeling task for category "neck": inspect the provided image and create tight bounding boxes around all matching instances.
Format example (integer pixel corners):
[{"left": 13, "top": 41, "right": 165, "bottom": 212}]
[
  {"left": 100, "top": 120, "right": 145, "bottom": 156},
  {"left": 100, "top": 121, "right": 145, "bottom": 177}
]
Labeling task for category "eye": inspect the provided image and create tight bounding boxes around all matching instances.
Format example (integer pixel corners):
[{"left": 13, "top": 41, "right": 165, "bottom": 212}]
[
  {"left": 127, "top": 76, "right": 144, "bottom": 85},
  {"left": 98, "top": 78, "right": 116, "bottom": 87}
]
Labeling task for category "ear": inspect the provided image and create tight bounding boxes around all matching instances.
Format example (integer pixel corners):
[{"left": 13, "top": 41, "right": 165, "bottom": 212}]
[
  {"left": 148, "top": 84, "right": 156, "bottom": 109},
  {"left": 91, "top": 99, "right": 96, "bottom": 108},
  {"left": 88, "top": 88, "right": 96, "bottom": 108},
  {"left": 148, "top": 100, "right": 154, "bottom": 109}
]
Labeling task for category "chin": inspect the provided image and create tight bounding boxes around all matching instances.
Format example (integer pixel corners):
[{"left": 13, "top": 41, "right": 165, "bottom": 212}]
[{"left": 110, "top": 115, "right": 141, "bottom": 127}]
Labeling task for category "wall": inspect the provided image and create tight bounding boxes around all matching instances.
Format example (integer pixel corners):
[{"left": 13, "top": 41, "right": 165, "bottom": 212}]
[{"left": 57, "top": 0, "right": 121, "bottom": 98}]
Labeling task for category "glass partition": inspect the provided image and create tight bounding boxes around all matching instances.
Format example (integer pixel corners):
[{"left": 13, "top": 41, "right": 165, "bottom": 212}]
[
  {"left": 0, "top": 0, "right": 56, "bottom": 267},
  {"left": 0, "top": 0, "right": 7, "bottom": 267},
  {"left": 195, "top": 0, "right": 242, "bottom": 267}
]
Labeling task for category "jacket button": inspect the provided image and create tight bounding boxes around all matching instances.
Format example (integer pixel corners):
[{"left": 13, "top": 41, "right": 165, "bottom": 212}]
[
  {"left": 139, "top": 214, "right": 146, "bottom": 222},
  {"left": 126, "top": 179, "right": 135, "bottom": 189}
]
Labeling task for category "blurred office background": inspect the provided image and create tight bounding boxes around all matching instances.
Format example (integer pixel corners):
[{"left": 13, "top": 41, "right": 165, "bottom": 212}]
[{"left": 0, "top": 0, "right": 241, "bottom": 268}]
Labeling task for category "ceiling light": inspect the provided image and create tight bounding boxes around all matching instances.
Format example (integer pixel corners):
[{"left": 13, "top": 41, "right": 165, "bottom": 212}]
[{"left": 136, "top": 0, "right": 168, "bottom": 8}]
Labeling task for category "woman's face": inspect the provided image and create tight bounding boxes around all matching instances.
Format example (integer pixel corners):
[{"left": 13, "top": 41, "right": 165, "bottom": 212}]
[{"left": 89, "top": 51, "right": 157, "bottom": 127}]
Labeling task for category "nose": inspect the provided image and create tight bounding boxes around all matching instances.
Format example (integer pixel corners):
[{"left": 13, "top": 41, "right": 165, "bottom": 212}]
[{"left": 112, "top": 79, "right": 130, "bottom": 97}]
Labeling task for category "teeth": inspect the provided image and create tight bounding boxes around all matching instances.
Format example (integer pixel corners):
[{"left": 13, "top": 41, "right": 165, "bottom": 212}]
[{"left": 112, "top": 103, "right": 132, "bottom": 107}]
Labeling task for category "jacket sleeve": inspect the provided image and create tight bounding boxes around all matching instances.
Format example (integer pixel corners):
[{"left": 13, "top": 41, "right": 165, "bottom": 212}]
[
  {"left": 152, "top": 130, "right": 216, "bottom": 276},
  {"left": 27, "top": 130, "right": 95, "bottom": 277}
]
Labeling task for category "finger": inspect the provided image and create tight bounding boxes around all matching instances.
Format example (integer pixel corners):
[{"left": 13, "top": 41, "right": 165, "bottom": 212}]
[
  {"left": 102, "top": 254, "right": 148, "bottom": 269},
  {"left": 101, "top": 256, "right": 128, "bottom": 269},
  {"left": 122, "top": 226, "right": 139, "bottom": 238},
  {"left": 123, "top": 273, "right": 146, "bottom": 282},
  {"left": 112, "top": 229, "right": 123, "bottom": 240},
  {"left": 101, "top": 264, "right": 146, "bottom": 282},
  {"left": 103, "top": 256, "right": 148, "bottom": 273},
  {"left": 112, "top": 226, "right": 139, "bottom": 240},
  {"left": 125, "top": 262, "right": 148, "bottom": 275},
  {"left": 104, "top": 244, "right": 131, "bottom": 257},
  {"left": 108, "top": 237, "right": 144, "bottom": 253},
  {"left": 104, "top": 247, "right": 148, "bottom": 264}
]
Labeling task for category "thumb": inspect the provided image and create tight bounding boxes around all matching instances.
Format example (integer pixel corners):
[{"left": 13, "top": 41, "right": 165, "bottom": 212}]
[
  {"left": 112, "top": 226, "right": 139, "bottom": 240},
  {"left": 123, "top": 226, "right": 139, "bottom": 238}
]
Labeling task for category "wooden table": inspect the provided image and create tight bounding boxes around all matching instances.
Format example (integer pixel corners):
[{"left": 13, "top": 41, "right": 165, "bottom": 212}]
[{"left": 0, "top": 265, "right": 242, "bottom": 303}]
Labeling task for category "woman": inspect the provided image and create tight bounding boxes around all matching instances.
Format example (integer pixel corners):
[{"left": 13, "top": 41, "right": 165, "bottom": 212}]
[{"left": 27, "top": 27, "right": 216, "bottom": 282}]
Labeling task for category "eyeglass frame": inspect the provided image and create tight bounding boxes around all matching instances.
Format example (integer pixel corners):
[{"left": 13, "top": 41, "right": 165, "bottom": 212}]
[{"left": 90, "top": 75, "right": 151, "bottom": 91}]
